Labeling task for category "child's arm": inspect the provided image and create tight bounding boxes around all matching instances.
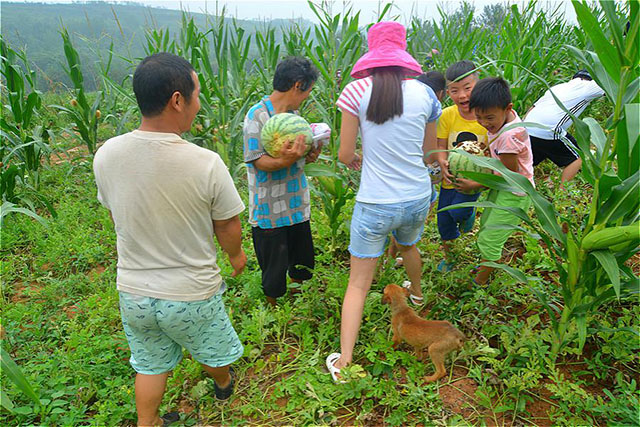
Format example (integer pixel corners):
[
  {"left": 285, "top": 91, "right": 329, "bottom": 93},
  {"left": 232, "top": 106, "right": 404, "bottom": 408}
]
[
  {"left": 498, "top": 153, "right": 519, "bottom": 173},
  {"left": 454, "top": 177, "right": 484, "bottom": 193},
  {"left": 436, "top": 137, "right": 454, "bottom": 183}
]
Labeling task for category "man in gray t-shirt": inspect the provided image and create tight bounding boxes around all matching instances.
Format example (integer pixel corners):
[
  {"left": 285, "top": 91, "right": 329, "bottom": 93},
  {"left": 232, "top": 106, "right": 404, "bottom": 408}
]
[{"left": 242, "top": 57, "right": 320, "bottom": 306}]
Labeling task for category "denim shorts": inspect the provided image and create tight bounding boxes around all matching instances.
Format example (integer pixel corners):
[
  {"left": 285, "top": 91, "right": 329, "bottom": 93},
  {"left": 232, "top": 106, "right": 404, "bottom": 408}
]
[
  {"left": 349, "top": 196, "right": 431, "bottom": 258},
  {"left": 119, "top": 286, "right": 243, "bottom": 375}
]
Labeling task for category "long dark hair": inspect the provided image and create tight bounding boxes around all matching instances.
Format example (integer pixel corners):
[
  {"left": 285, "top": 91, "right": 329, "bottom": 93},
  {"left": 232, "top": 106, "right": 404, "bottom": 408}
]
[{"left": 366, "top": 66, "right": 404, "bottom": 124}]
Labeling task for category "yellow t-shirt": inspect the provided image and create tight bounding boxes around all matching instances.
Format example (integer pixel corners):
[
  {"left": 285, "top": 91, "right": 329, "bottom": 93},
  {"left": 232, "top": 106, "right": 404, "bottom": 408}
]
[{"left": 437, "top": 105, "right": 488, "bottom": 189}]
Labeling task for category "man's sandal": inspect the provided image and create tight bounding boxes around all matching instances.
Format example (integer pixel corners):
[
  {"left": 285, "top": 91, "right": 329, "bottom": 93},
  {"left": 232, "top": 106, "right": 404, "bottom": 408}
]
[
  {"left": 402, "top": 281, "right": 424, "bottom": 306},
  {"left": 161, "top": 412, "right": 180, "bottom": 426},
  {"left": 325, "top": 353, "right": 346, "bottom": 383},
  {"left": 214, "top": 366, "right": 235, "bottom": 400}
]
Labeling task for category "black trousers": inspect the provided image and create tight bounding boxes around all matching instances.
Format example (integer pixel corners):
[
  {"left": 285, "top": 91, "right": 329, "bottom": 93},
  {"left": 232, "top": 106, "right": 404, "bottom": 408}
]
[{"left": 251, "top": 221, "right": 315, "bottom": 298}]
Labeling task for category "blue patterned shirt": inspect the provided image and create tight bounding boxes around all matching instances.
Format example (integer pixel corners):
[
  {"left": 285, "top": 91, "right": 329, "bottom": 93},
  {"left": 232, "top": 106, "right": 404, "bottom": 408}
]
[{"left": 242, "top": 96, "right": 310, "bottom": 229}]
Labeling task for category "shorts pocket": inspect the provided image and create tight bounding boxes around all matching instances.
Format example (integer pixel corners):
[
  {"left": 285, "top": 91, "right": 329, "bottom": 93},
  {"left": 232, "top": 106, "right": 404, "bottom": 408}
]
[
  {"left": 408, "top": 197, "right": 431, "bottom": 227},
  {"left": 355, "top": 203, "right": 394, "bottom": 237}
]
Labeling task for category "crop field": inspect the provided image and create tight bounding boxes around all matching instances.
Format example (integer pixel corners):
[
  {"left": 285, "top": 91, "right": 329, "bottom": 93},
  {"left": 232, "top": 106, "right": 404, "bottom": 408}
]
[{"left": 1, "top": 0, "right": 639, "bottom": 425}]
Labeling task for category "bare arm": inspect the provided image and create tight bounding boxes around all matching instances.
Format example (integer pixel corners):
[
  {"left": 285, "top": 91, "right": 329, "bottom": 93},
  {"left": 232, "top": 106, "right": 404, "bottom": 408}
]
[
  {"left": 436, "top": 137, "right": 454, "bottom": 184},
  {"left": 213, "top": 215, "right": 246, "bottom": 277},
  {"left": 253, "top": 134, "right": 307, "bottom": 172},
  {"left": 499, "top": 153, "right": 519, "bottom": 173},
  {"left": 338, "top": 112, "right": 361, "bottom": 169},
  {"left": 422, "top": 121, "right": 437, "bottom": 164}
]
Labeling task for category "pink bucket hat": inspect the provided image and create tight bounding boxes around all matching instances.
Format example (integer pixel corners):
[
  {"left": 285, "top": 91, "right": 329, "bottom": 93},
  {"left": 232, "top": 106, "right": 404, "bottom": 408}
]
[{"left": 351, "top": 21, "right": 422, "bottom": 79}]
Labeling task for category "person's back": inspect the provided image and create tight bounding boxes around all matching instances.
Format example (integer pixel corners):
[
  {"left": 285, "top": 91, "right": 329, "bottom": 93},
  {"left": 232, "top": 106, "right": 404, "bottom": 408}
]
[
  {"left": 524, "top": 70, "right": 604, "bottom": 183},
  {"left": 95, "top": 130, "right": 238, "bottom": 299},
  {"left": 328, "top": 22, "right": 442, "bottom": 383},
  {"left": 93, "top": 53, "right": 246, "bottom": 425},
  {"left": 526, "top": 75, "right": 604, "bottom": 140},
  {"left": 339, "top": 76, "right": 440, "bottom": 203}
]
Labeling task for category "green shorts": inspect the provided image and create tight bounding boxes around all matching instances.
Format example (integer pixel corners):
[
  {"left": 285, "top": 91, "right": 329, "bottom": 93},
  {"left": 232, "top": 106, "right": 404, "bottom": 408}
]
[
  {"left": 119, "top": 288, "right": 243, "bottom": 375},
  {"left": 477, "top": 190, "right": 532, "bottom": 261}
]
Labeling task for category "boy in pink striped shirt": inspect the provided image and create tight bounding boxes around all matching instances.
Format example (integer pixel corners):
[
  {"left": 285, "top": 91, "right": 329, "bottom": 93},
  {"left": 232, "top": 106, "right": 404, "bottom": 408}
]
[{"left": 454, "top": 77, "right": 534, "bottom": 285}]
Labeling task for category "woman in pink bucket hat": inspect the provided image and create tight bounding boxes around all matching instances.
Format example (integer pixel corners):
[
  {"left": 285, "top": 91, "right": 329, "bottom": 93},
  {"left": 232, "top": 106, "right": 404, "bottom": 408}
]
[{"left": 326, "top": 21, "right": 443, "bottom": 382}]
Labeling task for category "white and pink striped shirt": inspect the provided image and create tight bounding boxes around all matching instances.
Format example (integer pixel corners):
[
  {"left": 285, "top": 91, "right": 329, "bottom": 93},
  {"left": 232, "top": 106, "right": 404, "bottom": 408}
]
[
  {"left": 336, "top": 77, "right": 373, "bottom": 117},
  {"left": 336, "top": 78, "right": 442, "bottom": 204}
]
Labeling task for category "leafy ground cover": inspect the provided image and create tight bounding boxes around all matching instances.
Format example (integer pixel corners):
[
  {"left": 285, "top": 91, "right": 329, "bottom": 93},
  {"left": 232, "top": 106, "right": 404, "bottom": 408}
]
[
  {"left": 2, "top": 1, "right": 639, "bottom": 425},
  {"left": 1, "top": 139, "right": 638, "bottom": 425}
]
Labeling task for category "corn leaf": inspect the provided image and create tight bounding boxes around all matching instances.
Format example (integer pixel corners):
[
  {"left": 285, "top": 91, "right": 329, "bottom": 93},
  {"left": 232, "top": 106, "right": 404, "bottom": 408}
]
[
  {"left": 0, "top": 347, "right": 40, "bottom": 407},
  {"left": 449, "top": 150, "right": 565, "bottom": 242},
  {"left": 573, "top": 1, "right": 621, "bottom": 82},
  {"left": 590, "top": 250, "right": 621, "bottom": 299},
  {"left": 596, "top": 171, "right": 640, "bottom": 225}
]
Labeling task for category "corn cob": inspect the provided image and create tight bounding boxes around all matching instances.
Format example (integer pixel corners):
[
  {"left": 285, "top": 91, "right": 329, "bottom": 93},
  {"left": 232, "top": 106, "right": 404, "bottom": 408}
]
[{"left": 581, "top": 222, "right": 640, "bottom": 251}]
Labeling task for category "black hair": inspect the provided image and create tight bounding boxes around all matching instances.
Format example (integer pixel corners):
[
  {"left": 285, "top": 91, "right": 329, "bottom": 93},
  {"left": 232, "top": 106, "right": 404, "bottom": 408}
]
[
  {"left": 132, "top": 53, "right": 196, "bottom": 117},
  {"left": 417, "top": 70, "right": 446, "bottom": 94},
  {"left": 469, "top": 77, "right": 512, "bottom": 111},
  {"left": 366, "top": 66, "right": 404, "bottom": 125},
  {"left": 273, "top": 57, "right": 319, "bottom": 92},
  {"left": 572, "top": 69, "right": 592, "bottom": 81},
  {"left": 445, "top": 60, "right": 478, "bottom": 82}
]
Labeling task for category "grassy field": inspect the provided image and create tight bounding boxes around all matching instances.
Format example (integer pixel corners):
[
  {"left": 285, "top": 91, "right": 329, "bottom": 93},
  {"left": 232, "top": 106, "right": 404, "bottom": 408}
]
[
  {"left": 2, "top": 129, "right": 638, "bottom": 425},
  {"left": 2, "top": 0, "right": 639, "bottom": 425}
]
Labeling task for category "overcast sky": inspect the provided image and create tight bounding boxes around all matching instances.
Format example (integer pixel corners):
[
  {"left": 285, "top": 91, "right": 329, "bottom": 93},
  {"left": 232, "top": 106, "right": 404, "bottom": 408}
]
[{"left": 5, "top": 0, "right": 578, "bottom": 23}]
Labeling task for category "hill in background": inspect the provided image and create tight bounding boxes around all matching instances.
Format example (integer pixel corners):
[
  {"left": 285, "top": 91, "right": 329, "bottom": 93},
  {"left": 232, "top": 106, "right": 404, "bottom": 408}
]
[{"left": 1, "top": 1, "right": 307, "bottom": 90}]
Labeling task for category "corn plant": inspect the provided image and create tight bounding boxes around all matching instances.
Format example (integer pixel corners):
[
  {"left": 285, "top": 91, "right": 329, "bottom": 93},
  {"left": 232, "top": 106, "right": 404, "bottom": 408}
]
[
  {"left": 253, "top": 24, "right": 280, "bottom": 91},
  {"left": 1, "top": 347, "right": 41, "bottom": 413},
  {"left": 0, "top": 37, "right": 55, "bottom": 223},
  {"left": 444, "top": 0, "right": 639, "bottom": 359},
  {"left": 52, "top": 27, "right": 102, "bottom": 154},
  {"left": 479, "top": 2, "right": 579, "bottom": 112},
  {"left": 302, "top": 0, "right": 369, "bottom": 165}
]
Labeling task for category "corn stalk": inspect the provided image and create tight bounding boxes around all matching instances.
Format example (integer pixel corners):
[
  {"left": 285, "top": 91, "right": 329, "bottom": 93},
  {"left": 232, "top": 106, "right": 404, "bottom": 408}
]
[
  {"left": 443, "top": 0, "right": 639, "bottom": 359},
  {"left": 52, "top": 27, "right": 102, "bottom": 155},
  {"left": 0, "top": 37, "right": 55, "bottom": 223}
]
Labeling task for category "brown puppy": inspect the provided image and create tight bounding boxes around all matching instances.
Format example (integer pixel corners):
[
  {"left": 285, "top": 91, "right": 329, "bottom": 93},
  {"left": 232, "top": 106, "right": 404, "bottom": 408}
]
[{"left": 382, "top": 283, "right": 465, "bottom": 383}]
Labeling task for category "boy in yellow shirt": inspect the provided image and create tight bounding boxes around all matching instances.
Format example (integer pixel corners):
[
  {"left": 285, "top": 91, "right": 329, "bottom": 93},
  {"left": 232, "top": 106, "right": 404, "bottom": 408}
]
[{"left": 434, "top": 61, "right": 488, "bottom": 272}]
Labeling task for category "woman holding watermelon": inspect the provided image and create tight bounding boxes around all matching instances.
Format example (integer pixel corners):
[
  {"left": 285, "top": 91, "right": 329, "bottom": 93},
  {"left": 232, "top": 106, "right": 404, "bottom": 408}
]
[{"left": 326, "top": 21, "right": 442, "bottom": 382}]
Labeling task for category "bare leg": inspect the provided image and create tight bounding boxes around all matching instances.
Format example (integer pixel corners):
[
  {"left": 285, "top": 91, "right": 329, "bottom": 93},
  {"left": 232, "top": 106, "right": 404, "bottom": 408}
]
[
  {"left": 397, "top": 243, "right": 423, "bottom": 298},
  {"left": 201, "top": 364, "right": 231, "bottom": 388},
  {"left": 387, "top": 236, "right": 399, "bottom": 260},
  {"left": 474, "top": 262, "right": 494, "bottom": 285},
  {"left": 334, "top": 256, "right": 378, "bottom": 369},
  {"left": 135, "top": 372, "right": 169, "bottom": 427},
  {"left": 266, "top": 296, "right": 277, "bottom": 306},
  {"left": 442, "top": 240, "right": 452, "bottom": 262},
  {"left": 561, "top": 158, "right": 582, "bottom": 183},
  {"left": 289, "top": 278, "right": 303, "bottom": 295}
]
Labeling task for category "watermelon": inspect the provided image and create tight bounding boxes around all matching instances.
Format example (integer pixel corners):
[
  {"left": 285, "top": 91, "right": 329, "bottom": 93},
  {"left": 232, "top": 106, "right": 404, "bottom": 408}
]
[
  {"left": 448, "top": 140, "right": 491, "bottom": 194},
  {"left": 261, "top": 113, "right": 313, "bottom": 158}
]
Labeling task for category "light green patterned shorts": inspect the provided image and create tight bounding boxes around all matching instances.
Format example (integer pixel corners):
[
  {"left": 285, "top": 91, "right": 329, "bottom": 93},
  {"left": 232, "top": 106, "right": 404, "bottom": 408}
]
[{"left": 118, "top": 287, "right": 243, "bottom": 375}]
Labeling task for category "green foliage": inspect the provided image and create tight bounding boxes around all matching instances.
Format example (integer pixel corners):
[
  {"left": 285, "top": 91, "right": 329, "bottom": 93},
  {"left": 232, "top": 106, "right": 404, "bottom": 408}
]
[
  {"left": 0, "top": 36, "right": 56, "bottom": 222},
  {"left": 1, "top": 1, "right": 638, "bottom": 425},
  {"left": 52, "top": 28, "right": 102, "bottom": 155},
  {"left": 1, "top": 347, "right": 41, "bottom": 412},
  {"left": 448, "top": 0, "right": 639, "bottom": 358}
]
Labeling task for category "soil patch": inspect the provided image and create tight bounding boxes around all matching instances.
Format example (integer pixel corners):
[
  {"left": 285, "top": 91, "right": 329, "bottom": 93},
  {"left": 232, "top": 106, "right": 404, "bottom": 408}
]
[{"left": 438, "top": 366, "right": 478, "bottom": 420}]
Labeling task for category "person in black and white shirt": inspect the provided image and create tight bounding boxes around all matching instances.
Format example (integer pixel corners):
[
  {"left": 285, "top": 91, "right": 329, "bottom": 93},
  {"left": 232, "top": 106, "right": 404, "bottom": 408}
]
[{"left": 525, "top": 70, "right": 605, "bottom": 183}]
